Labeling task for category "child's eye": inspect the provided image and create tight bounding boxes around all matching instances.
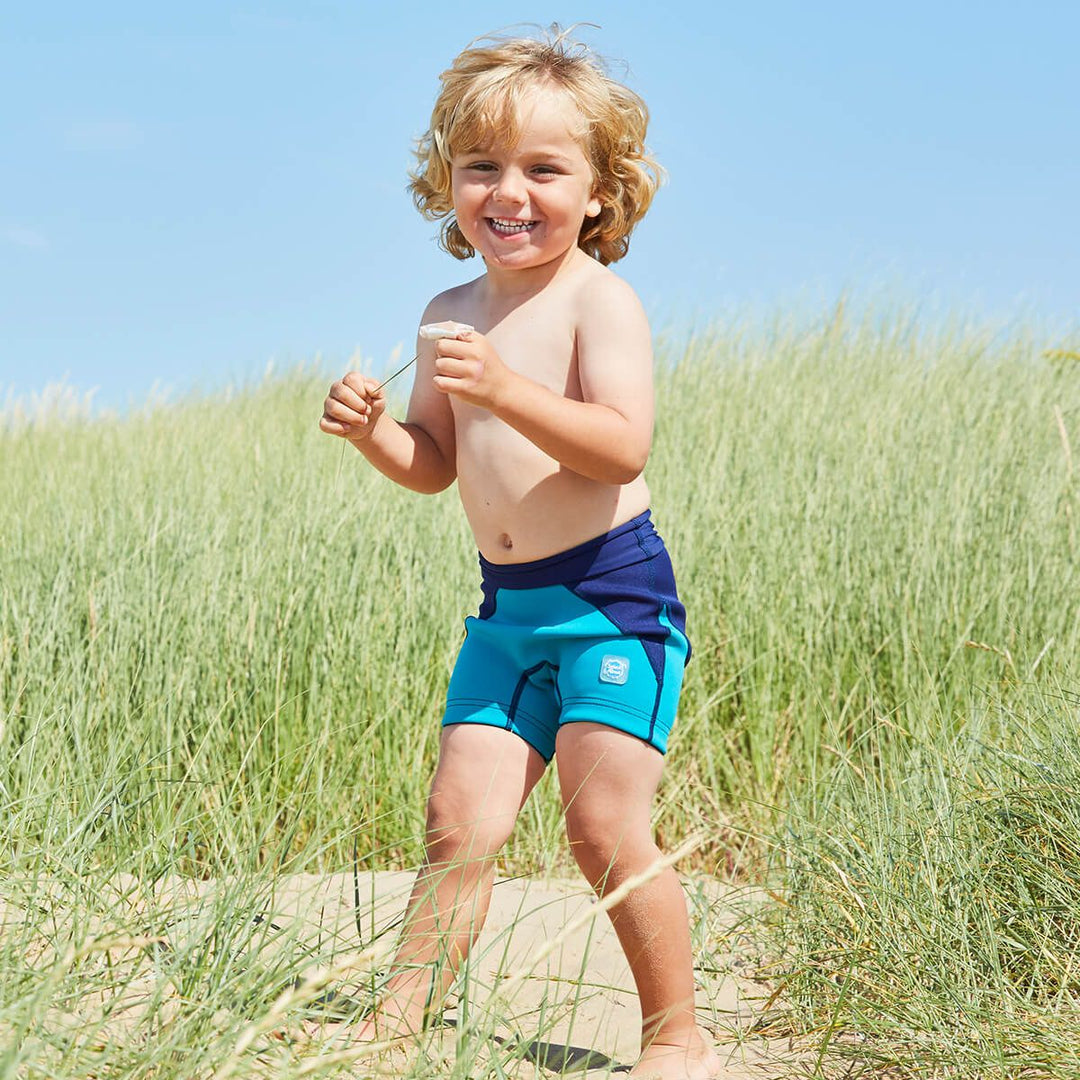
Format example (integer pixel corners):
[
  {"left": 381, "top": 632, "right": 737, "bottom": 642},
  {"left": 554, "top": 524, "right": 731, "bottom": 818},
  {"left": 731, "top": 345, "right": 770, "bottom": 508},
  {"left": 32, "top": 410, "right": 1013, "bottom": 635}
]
[
  {"left": 532, "top": 165, "right": 559, "bottom": 176},
  {"left": 467, "top": 162, "right": 497, "bottom": 172}
]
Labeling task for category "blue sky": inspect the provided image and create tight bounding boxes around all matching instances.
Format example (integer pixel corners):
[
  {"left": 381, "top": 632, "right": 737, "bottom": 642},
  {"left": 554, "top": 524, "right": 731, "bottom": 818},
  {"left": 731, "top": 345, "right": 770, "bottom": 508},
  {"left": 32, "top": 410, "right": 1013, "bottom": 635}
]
[{"left": 2, "top": 2, "right": 1077, "bottom": 412}]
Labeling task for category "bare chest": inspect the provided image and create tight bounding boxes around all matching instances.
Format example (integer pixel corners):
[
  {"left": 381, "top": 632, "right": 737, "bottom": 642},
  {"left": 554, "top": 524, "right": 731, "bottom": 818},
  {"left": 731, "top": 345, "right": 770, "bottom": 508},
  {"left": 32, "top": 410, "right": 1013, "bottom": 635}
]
[
  {"left": 488, "top": 307, "right": 579, "bottom": 397},
  {"left": 451, "top": 306, "right": 581, "bottom": 436}
]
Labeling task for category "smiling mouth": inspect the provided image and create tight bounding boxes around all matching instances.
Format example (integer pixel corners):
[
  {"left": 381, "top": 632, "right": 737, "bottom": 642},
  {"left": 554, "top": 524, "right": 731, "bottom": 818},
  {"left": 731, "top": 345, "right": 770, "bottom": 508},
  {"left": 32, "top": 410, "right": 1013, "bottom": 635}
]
[{"left": 488, "top": 217, "right": 537, "bottom": 235}]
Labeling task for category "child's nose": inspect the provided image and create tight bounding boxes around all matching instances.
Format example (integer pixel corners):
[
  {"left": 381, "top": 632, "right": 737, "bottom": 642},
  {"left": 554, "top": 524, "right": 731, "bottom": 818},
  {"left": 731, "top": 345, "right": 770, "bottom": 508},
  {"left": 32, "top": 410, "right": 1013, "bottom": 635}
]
[{"left": 493, "top": 170, "right": 527, "bottom": 205}]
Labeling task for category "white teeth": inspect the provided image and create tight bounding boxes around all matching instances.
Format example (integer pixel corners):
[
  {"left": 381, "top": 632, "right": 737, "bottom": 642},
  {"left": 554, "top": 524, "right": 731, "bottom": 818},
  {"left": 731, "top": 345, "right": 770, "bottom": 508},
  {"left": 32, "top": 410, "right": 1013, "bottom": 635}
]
[{"left": 490, "top": 218, "right": 535, "bottom": 233}]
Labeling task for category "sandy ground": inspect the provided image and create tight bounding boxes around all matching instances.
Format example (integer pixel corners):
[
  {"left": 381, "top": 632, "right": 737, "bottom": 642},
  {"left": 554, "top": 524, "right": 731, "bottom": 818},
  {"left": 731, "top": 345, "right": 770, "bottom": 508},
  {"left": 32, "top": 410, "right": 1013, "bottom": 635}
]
[
  {"left": 269, "top": 870, "right": 800, "bottom": 1077},
  {"left": 7, "top": 869, "right": 805, "bottom": 1077}
]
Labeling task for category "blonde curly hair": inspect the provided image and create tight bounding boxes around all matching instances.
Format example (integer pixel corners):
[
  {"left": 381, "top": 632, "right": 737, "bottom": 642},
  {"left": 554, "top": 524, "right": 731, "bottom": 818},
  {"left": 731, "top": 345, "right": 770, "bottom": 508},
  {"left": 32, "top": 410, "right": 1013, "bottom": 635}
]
[{"left": 409, "top": 27, "right": 662, "bottom": 266}]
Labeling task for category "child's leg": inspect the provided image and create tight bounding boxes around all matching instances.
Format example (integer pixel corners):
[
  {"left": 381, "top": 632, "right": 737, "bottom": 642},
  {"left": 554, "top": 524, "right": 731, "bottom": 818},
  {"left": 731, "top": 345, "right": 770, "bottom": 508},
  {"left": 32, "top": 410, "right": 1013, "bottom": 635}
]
[
  {"left": 361, "top": 723, "right": 546, "bottom": 1036},
  {"left": 555, "top": 722, "right": 721, "bottom": 1079}
]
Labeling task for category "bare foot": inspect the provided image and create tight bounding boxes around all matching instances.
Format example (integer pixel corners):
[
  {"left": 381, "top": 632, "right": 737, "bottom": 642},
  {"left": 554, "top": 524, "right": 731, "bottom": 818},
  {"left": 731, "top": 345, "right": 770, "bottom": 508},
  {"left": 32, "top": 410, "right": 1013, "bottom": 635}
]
[{"left": 629, "top": 1039, "right": 725, "bottom": 1080}]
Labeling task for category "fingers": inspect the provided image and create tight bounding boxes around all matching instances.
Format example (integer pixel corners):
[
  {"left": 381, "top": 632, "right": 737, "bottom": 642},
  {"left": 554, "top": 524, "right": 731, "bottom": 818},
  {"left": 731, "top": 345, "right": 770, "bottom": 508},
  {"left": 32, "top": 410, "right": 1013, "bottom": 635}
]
[
  {"left": 339, "top": 372, "right": 384, "bottom": 408},
  {"left": 434, "top": 336, "right": 472, "bottom": 360},
  {"left": 432, "top": 336, "right": 496, "bottom": 402},
  {"left": 432, "top": 354, "right": 472, "bottom": 379},
  {"left": 431, "top": 358, "right": 480, "bottom": 398},
  {"left": 319, "top": 415, "right": 354, "bottom": 436},
  {"left": 320, "top": 373, "right": 385, "bottom": 436}
]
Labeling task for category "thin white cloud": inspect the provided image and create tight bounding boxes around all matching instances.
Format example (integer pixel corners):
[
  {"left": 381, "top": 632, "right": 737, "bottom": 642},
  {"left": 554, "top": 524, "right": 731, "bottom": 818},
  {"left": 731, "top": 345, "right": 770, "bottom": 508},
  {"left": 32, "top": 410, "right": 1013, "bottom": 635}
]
[
  {"left": 3, "top": 225, "right": 48, "bottom": 250},
  {"left": 64, "top": 119, "right": 141, "bottom": 151}
]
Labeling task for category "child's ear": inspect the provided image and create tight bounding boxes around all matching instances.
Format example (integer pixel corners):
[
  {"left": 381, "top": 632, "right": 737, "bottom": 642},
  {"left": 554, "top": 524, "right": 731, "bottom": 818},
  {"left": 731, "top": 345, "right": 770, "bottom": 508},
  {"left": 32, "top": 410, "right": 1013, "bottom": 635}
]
[{"left": 585, "top": 193, "right": 603, "bottom": 219}]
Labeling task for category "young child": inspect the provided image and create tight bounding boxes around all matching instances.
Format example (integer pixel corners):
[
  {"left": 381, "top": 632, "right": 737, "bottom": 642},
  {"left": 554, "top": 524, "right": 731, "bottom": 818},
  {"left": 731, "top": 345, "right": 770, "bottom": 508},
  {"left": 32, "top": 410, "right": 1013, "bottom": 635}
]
[{"left": 317, "top": 28, "right": 722, "bottom": 1080}]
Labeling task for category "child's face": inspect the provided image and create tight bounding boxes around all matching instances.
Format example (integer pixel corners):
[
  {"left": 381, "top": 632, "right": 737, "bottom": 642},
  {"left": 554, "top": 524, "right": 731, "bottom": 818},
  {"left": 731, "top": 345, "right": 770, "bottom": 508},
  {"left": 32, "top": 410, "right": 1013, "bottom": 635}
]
[{"left": 450, "top": 86, "right": 602, "bottom": 273}]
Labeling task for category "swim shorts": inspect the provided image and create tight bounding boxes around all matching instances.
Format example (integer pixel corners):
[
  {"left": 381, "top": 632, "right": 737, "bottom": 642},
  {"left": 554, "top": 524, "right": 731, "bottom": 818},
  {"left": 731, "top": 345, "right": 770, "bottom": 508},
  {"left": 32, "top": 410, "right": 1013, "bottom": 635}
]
[{"left": 443, "top": 510, "right": 691, "bottom": 761}]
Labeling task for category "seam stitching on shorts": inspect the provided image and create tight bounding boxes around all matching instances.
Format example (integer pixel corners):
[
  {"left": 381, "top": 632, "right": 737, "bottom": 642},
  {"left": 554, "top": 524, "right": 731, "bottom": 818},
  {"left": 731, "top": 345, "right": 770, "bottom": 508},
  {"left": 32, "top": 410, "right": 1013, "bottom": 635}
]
[
  {"left": 507, "top": 661, "right": 554, "bottom": 730},
  {"left": 559, "top": 696, "right": 655, "bottom": 722},
  {"left": 445, "top": 697, "right": 548, "bottom": 726}
]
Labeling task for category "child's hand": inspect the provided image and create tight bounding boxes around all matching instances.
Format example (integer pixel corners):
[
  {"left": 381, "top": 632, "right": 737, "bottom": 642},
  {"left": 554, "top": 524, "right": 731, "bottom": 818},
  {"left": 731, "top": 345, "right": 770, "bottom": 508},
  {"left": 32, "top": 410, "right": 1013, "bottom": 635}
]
[
  {"left": 319, "top": 373, "right": 386, "bottom": 441},
  {"left": 432, "top": 329, "right": 513, "bottom": 410}
]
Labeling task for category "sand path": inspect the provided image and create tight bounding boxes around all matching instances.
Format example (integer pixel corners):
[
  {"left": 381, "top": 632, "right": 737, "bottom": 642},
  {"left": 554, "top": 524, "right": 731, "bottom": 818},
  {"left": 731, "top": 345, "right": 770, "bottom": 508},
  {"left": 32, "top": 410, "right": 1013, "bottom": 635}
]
[
  {"left": 7, "top": 869, "right": 802, "bottom": 1077},
  {"left": 274, "top": 869, "right": 796, "bottom": 1077}
]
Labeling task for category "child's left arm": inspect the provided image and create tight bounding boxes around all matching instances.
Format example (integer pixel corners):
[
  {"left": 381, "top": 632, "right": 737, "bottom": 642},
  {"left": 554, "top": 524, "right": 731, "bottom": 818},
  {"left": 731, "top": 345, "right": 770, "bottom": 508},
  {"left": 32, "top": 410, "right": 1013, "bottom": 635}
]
[{"left": 432, "top": 276, "right": 654, "bottom": 485}]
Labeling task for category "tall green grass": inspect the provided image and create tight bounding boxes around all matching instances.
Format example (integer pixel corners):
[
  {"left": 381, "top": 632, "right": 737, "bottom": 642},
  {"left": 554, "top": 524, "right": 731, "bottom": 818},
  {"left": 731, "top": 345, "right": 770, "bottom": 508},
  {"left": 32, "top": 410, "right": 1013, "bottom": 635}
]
[
  {"left": 2, "top": 308, "right": 1077, "bottom": 1076},
  {"left": 757, "top": 690, "right": 1080, "bottom": 1076}
]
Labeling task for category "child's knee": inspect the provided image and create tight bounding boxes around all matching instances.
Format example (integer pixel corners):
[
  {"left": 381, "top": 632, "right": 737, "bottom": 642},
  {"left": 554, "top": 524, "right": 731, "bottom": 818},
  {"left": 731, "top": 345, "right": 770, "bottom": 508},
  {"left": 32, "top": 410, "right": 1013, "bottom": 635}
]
[
  {"left": 424, "top": 790, "right": 517, "bottom": 862},
  {"left": 564, "top": 802, "right": 638, "bottom": 875}
]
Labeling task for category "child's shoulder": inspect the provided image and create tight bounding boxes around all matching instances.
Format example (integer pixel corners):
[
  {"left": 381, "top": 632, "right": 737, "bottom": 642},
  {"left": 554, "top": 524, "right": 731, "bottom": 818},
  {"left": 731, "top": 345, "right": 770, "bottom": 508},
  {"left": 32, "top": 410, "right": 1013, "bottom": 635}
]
[
  {"left": 573, "top": 258, "right": 642, "bottom": 306},
  {"left": 421, "top": 277, "right": 483, "bottom": 323},
  {"left": 569, "top": 259, "right": 649, "bottom": 336}
]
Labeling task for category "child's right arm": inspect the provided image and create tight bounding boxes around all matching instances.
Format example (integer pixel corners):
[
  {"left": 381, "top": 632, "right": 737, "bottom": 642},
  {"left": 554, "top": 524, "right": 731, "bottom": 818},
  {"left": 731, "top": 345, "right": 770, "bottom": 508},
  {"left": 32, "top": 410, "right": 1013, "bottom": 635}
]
[{"left": 319, "top": 324, "right": 457, "bottom": 495}]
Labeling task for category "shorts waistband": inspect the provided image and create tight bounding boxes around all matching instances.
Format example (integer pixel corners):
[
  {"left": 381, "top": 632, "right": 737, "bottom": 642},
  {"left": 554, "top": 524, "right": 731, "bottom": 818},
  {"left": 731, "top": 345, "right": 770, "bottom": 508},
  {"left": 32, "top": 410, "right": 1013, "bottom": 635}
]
[{"left": 478, "top": 510, "right": 663, "bottom": 590}]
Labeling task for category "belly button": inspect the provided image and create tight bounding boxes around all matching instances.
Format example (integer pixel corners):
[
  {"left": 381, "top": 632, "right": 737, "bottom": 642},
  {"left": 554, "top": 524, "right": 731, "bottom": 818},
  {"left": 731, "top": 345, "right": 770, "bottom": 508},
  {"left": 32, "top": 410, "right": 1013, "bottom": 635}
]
[{"left": 499, "top": 533, "right": 513, "bottom": 550}]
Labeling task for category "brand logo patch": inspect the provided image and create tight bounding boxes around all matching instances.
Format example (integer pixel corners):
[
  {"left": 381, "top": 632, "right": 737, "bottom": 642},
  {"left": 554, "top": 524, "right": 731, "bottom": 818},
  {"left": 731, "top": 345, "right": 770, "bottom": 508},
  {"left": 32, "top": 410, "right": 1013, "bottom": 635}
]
[{"left": 599, "top": 655, "right": 630, "bottom": 685}]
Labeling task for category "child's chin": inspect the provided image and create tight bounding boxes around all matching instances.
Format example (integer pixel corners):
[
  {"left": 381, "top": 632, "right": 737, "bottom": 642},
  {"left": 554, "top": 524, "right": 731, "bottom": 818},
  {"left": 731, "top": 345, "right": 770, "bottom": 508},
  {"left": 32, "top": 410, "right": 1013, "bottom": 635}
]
[{"left": 487, "top": 251, "right": 551, "bottom": 270}]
